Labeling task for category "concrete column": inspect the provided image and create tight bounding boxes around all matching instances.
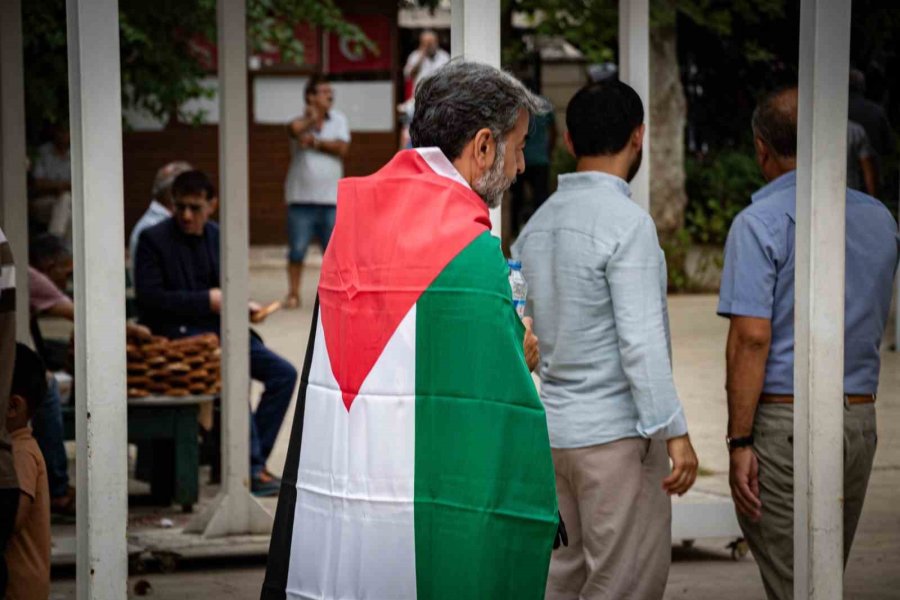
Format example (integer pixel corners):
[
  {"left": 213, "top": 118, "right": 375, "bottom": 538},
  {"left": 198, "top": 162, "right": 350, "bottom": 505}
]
[
  {"left": 0, "top": 0, "right": 30, "bottom": 342},
  {"left": 451, "top": 0, "right": 502, "bottom": 237},
  {"left": 618, "top": 0, "right": 650, "bottom": 212},
  {"left": 185, "top": 0, "right": 272, "bottom": 537},
  {"left": 66, "top": 0, "right": 129, "bottom": 596},
  {"left": 794, "top": 1, "right": 852, "bottom": 597}
]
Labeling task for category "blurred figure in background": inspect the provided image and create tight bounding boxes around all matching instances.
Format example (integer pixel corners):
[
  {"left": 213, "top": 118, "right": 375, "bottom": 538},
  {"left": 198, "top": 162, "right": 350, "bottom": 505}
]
[
  {"left": 284, "top": 75, "right": 350, "bottom": 309},
  {"left": 849, "top": 69, "right": 894, "bottom": 197},
  {"left": 510, "top": 79, "right": 556, "bottom": 236},
  {"left": 30, "top": 125, "right": 72, "bottom": 247},
  {"left": 129, "top": 160, "right": 194, "bottom": 274}
]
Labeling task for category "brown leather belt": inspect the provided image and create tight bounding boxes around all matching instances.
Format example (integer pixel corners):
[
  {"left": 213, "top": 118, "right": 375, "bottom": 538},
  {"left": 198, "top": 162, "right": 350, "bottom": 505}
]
[{"left": 760, "top": 394, "right": 876, "bottom": 405}]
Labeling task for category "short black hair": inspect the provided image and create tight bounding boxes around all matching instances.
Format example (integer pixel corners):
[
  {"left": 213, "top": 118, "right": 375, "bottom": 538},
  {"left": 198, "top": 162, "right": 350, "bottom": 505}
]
[
  {"left": 11, "top": 343, "right": 47, "bottom": 418},
  {"left": 29, "top": 233, "right": 70, "bottom": 269},
  {"left": 171, "top": 170, "right": 215, "bottom": 201},
  {"left": 751, "top": 86, "right": 798, "bottom": 158},
  {"left": 566, "top": 80, "right": 644, "bottom": 158},
  {"left": 305, "top": 74, "right": 329, "bottom": 101}
]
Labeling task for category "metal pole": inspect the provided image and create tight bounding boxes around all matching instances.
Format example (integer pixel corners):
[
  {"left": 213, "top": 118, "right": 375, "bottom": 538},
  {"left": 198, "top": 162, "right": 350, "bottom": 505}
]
[
  {"left": 66, "top": 0, "right": 129, "bottom": 596},
  {"left": 618, "top": 0, "right": 651, "bottom": 212},
  {"left": 185, "top": 0, "right": 271, "bottom": 537},
  {"left": 0, "top": 0, "right": 30, "bottom": 343},
  {"left": 450, "top": 0, "right": 502, "bottom": 237},
  {"left": 795, "top": 1, "right": 851, "bottom": 597}
]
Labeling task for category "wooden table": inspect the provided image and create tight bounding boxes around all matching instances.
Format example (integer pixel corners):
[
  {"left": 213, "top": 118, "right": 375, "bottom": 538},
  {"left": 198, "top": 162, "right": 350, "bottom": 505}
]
[{"left": 63, "top": 394, "right": 215, "bottom": 512}]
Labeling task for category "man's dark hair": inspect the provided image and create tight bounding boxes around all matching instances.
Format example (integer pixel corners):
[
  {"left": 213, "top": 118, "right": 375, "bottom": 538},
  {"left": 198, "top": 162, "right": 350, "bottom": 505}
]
[
  {"left": 566, "top": 80, "right": 644, "bottom": 157},
  {"left": 849, "top": 68, "right": 866, "bottom": 94},
  {"left": 29, "top": 233, "right": 70, "bottom": 269},
  {"left": 12, "top": 343, "right": 47, "bottom": 418},
  {"left": 410, "top": 61, "right": 549, "bottom": 161},
  {"left": 305, "top": 74, "right": 329, "bottom": 101},
  {"left": 171, "top": 170, "right": 216, "bottom": 201},
  {"left": 751, "top": 86, "right": 798, "bottom": 158}
]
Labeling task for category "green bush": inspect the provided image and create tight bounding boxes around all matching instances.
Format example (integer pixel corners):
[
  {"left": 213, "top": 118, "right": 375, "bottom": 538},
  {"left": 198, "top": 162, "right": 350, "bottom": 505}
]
[{"left": 684, "top": 150, "right": 763, "bottom": 245}]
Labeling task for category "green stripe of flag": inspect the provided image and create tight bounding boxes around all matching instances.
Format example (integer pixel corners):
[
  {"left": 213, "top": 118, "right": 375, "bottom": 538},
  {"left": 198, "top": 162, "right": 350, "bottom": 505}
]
[{"left": 415, "top": 231, "right": 558, "bottom": 599}]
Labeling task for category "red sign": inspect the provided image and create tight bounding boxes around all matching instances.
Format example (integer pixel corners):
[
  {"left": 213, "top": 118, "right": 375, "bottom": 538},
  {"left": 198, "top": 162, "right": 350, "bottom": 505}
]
[
  {"left": 188, "top": 22, "right": 321, "bottom": 72},
  {"left": 327, "top": 14, "right": 392, "bottom": 74}
]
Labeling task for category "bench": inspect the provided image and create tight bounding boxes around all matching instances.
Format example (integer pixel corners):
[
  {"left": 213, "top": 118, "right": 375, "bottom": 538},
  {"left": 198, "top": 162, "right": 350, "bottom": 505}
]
[{"left": 62, "top": 394, "right": 214, "bottom": 512}]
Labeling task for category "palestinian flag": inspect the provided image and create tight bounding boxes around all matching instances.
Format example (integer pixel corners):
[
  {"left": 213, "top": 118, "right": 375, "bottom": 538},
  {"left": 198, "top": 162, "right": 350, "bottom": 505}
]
[{"left": 262, "top": 148, "right": 558, "bottom": 600}]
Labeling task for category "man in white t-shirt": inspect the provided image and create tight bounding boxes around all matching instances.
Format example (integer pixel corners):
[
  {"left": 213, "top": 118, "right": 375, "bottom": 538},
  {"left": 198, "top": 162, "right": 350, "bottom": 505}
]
[
  {"left": 284, "top": 74, "right": 351, "bottom": 308},
  {"left": 403, "top": 30, "right": 450, "bottom": 92}
]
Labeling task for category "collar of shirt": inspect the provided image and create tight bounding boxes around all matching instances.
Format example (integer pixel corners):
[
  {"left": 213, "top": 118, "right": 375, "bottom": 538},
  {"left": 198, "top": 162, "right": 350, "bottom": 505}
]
[
  {"left": 557, "top": 171, "right": 631, "bottom": 197},
  {"left": 148, "top": 200, "right": 171, "bottom": 218},
  {"left": 415, "top": 147, "right": 472, "bottom": 190},
  {"left": 751, "top": 170, "right": 796, "bottom": 203}
]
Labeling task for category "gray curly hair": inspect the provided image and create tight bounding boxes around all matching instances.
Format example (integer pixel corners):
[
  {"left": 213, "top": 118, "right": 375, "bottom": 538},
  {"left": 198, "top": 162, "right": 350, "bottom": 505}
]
[{"left": 410, "top": 61, "right": 550, "bottom": 161}]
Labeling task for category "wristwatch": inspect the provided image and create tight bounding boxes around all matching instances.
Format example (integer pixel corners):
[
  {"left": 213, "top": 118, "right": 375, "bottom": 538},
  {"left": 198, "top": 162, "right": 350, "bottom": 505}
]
[{"left": 726, "top": 435, "right": 754, "bottom": 451}]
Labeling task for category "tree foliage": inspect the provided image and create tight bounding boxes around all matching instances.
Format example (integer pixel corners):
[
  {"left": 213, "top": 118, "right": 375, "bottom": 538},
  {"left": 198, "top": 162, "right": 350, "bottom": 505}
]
[{"left": 23, "top": 0, "right": 374, "bottom": 140}]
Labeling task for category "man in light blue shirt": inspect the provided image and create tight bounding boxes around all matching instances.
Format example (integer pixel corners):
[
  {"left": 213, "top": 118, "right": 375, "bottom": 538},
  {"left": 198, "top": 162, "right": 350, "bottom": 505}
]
[
  {"left": 720, "top": 87, "right": 899, "bottom": 600},
  {"left": 129, "top": 161, "right": 193, "bottom": 278},
  {"left": 513, "top": 80, "right": 697, "bottom": 600}
]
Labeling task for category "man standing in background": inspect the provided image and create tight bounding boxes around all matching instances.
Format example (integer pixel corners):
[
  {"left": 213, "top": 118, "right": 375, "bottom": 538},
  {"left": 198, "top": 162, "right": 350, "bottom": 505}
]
[
  {"left": 30, "top": 125, "right": 72, "bottom": 246},
  {"left": 403, "top": 30, "right": 450, "bottom": 93},
  {"left": 720, "top": 86, "right": 898, "bottom": 600},
  {"left": 514, "top": 81, "right": 698, "bottom": 600},
  {"left": 283, "top": 75, "right": 350, "bottom": 309}
]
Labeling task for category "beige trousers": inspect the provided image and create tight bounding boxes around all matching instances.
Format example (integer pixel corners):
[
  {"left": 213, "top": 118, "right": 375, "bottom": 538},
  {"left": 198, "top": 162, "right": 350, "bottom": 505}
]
[
  {"left": 546, "top": 438, "right": 672, "bottom": 600},
  {"left": 737, "top": 403, "right": 877, "bottom": 600}
]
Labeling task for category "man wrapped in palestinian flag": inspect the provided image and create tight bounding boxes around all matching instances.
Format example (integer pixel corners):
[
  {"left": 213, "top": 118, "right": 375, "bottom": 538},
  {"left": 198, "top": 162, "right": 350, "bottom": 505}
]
[{"left": 262, "top": 61, "right": 560, "bottom": 600}]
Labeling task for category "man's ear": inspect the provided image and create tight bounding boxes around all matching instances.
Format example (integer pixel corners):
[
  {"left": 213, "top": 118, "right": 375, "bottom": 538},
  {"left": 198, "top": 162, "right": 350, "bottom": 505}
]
[
  {"left": 753, "top": 136, "right": 769, "bottom": 167},
  {"left": 632, "top": 123, "right": 646, "bottom": 151},
  {"left": 7, "top": 394, "right": 24, "bottom": 420},
  {"left": 563, "top": 131, "right": 576, "bottom": 158},
  {"left": 472, "top": 128, "right": 496, "bottom": 170},
  {"left": 209, "top": 196, "right": 220, "bottom": 213}
]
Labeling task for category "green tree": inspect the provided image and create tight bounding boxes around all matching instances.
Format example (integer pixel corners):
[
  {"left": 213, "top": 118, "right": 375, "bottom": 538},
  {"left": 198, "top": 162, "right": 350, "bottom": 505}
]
[
  {"left": 23, "top": 0, "right": 374, "bottom": 139},
  {"left": 508, "top": 0, "right": 784, "bottom": 238}
]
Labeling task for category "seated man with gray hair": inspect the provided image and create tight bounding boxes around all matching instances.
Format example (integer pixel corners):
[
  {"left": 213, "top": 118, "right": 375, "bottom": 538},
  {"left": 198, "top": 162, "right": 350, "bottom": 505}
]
[
  {"left": 129, "top": 161, "right": 193, "bottom": 271},
  {"left": 262, "top": 61, "right": 562, "bottom": 600}
]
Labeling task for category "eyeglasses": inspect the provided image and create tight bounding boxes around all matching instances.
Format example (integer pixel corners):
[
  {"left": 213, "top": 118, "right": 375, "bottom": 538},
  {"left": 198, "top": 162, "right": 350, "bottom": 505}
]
[{"left": 174, "top": 202, "right": 205, "bottom": 214}]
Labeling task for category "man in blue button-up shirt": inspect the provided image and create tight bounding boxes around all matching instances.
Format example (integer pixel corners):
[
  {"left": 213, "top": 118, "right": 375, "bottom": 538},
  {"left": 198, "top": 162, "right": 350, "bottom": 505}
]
[
  {"left": 514, "top": 81, "right": 698, "bottom": 600},
  {"left": 719, "top": 87, "right": 899, "bottom": 600}
]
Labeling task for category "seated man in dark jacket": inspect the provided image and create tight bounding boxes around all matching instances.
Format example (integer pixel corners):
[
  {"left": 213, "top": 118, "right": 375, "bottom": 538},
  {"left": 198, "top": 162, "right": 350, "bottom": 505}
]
[{"left": 134, "top": 170, "right": 297, "bottom": 497}]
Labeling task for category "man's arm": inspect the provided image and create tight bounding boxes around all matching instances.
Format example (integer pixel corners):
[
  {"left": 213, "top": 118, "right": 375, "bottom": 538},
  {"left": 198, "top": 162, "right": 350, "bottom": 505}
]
[
  {"left": 607, "top": 215, "right": 697, "bottom": 495},
  {"left": 133, "top": 231, "right": 215, "bottom": 318},
  {"left": 403, "top": 49, "right": 425, "bottom": 80},
  {"left": 311, "top": 138, "right": 349, "bottom": 159},
  {"left": 726, "top": 316, "right": 770, "bottom": 521}
]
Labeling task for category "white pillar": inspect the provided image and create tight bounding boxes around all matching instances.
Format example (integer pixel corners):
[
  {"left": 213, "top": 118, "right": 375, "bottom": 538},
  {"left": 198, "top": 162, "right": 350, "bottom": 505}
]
[
  {"left": 795, "top": 1, "right": 852, "bottom": 597},
  {"left": 451, "top": 0, "right": 502, "bottom": 237},
  {"left": 618, "top": 0, "right": 650, "bottom": 212},
  {"left": 0, "top": 0, "right": 30, "bottom": 343},
  {"left": 66, "top": 0, "right": 129, "bottom": 596},
  {"left": 185, "top": 0, "right": 271, "bottom": 537}
]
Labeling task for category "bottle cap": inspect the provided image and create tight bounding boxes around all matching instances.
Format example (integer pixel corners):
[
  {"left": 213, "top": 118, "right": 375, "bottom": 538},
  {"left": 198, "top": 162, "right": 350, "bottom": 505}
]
[{"left": 507, "top": 259, "right": 522, "bottom": 270}]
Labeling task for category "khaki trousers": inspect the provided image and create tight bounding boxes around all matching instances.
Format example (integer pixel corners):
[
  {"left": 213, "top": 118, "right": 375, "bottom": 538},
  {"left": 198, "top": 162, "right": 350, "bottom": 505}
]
[
  {"left": 546, "top": 438, "right": 671, "bottom": 600},
  {"left": 737, "top": 403, "right": 877, "bottom": 600}
]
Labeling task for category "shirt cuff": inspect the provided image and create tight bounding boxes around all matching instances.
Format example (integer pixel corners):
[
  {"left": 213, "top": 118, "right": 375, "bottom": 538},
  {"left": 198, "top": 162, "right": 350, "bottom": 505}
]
[
  {"left": 716, "top": 299, "right": 772, "bottom": 319},
  {"left": 637, "top": 408, "right": 688, "bottom": 440}
]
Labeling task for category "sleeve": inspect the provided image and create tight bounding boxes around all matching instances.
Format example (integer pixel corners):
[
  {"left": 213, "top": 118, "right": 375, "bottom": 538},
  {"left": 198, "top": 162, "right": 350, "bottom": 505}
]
[
  {"left": 607, "top": 215, "right": 688, "bottom": 440},
  {"left": 335, "top": 114, "right": 351, "bottom": 143},
  {"left": 28, "top": 268, "right": 69, "bottom": 315},
  {"left": 13, "top": 443, "right": 38, "bottom": 499},
  {"left": 717, "top": 211, "right": 778, "bottom": 319},
  {"left": 403, "top": 50, "right": 420, "bottom": 79},
  {"left": 133, "top": 230, "right": 214, "bottom": 319}
]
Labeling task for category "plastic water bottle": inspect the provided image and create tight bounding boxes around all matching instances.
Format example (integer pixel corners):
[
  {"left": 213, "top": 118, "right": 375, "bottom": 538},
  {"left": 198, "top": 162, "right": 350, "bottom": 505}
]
[{"left": 508, "top": 260, "right": 527, "bottom": 319}]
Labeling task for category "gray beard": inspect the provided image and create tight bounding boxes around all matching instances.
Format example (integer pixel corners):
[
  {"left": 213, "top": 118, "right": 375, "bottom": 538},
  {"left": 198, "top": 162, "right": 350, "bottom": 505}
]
[{"left": 473, "top": 141, "right": 515, "bottom": 209}]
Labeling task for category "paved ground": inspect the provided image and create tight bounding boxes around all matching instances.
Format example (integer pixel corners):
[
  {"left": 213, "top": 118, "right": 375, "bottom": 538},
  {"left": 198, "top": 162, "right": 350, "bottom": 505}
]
[{"left": 50, "top": 257, "right": 900, "bottom": 599}]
